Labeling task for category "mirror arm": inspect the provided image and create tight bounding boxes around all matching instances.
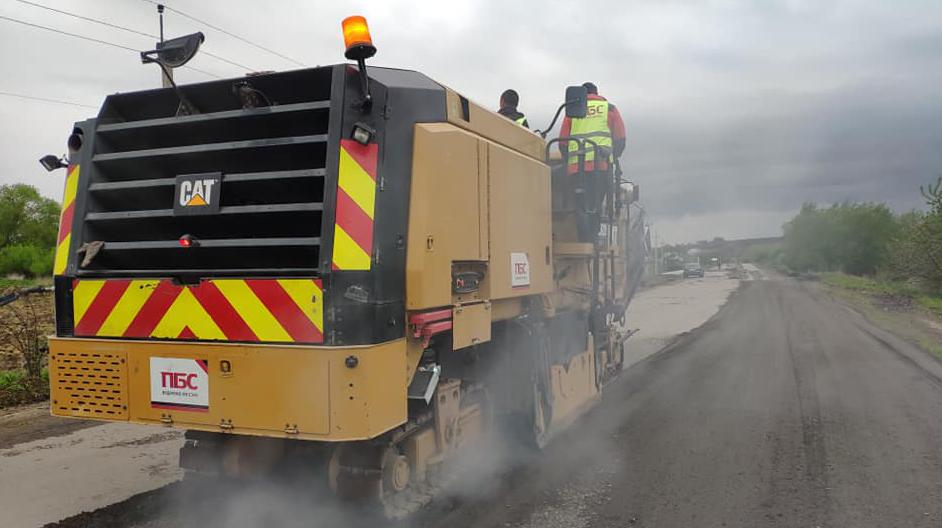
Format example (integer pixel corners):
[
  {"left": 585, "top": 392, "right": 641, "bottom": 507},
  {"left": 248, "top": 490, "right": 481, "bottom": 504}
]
[
  {"left": 537, "top": 103, "right": 567, "bottom": 139},
  {"left": 149, "top": 59, "right": 200, "bottom": 115}
]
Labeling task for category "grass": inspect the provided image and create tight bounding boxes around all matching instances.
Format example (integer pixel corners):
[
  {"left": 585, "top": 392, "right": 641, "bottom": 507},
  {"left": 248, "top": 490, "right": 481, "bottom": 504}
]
[
  {"left": 820, "top": 272, "right": 942, "bottom": 316},
  {"left": 822, "top": 272, "right": 942, "bottom": 357},
  {"left": 920, "top": 295, "right": 942, "bottom": 317},
  {"left": 0, "top": 369, "right": 26, "bottom": 391},
  {"left": 0, "top": 368, "right": 48, "bottom": 408},
  {"left": 0, "top": 277, "right": 48, "bottom": 292}
]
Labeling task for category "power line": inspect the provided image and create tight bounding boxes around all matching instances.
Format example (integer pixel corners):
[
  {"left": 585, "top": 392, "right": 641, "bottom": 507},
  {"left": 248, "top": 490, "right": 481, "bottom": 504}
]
[
  {"left": 14, "top": 0, "right": 155, "bottom": 38},
  {"left": 12, "top": 0, "right": 254, "bottom": 71},
  {"left": 0, "top": 14, "right": 220, "bottom": 78},
  {"left": 0, "top": 14, "right": 138, "bottom": 52},
  {"left": 142, "top": 0, "right": 306, "bottom": 67},
  {"left": 0, "top": 90, "right": 98, "bottom": 109}
]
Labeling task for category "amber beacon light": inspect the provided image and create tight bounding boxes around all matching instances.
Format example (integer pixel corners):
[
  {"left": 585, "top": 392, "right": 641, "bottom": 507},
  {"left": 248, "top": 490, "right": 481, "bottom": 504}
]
[
  {"left": 341, "top": 15, "right": 377, "bottom": 110},
  {"left": 342, "top": 16, "right": 376, "bottom": 60}
]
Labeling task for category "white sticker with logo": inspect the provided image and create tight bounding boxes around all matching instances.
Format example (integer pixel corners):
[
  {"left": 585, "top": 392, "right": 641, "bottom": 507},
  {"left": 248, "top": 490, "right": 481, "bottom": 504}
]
[
  {"left": 511, "top": 252, "right": 530, "bottom": 288},
  {"left": 150, "top": 357, "right": 209, "bottom": 412}
]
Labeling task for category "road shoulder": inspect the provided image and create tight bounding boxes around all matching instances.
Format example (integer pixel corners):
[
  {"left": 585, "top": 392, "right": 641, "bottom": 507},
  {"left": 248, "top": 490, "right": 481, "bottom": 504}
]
[
  {"left": 821, "top": 279, "right": 942, "bottom": 361},
  {"left": 0, "top": 401, "right": 97, "bottom": 450}
]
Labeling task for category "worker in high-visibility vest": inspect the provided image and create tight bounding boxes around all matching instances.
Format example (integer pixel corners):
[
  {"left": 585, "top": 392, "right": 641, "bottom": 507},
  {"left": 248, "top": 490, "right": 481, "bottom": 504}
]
[
  {"left": 559, "top": 82, "right": 626, "bottom": 174},
  {"left": 497, "top": 89, "right": 529, "bottom": 128}
]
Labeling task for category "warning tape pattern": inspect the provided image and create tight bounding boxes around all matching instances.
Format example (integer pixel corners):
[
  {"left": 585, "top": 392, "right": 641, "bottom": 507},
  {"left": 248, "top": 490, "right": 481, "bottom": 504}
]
[
  {"left": 53, "top": 164, "right": 80, "bottom": 275},
  {"left": 332, "top": 139, "right": 378, "bottom": 270},
  {"left": 72, "top": 278, "right": 324, "bottom": 343}
]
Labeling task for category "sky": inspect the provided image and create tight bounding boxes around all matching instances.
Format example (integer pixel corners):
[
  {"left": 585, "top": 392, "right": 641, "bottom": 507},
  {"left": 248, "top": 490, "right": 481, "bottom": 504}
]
[{"left": 1, "top": 0, "right": 940, "bottom": 244}]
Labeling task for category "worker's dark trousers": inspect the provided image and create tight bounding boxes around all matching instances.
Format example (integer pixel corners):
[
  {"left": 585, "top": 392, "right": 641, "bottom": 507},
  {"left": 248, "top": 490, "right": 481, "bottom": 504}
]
[{"left": 575, "top": 170, "right": 611, "bottom": 243}]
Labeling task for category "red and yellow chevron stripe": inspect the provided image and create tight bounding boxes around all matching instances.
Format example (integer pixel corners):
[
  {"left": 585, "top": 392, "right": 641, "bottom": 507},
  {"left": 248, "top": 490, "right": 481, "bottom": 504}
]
[
  {"left": 332, "top": 139, "right": 377, "bottom": 270},
  {"left": 54, "top": 164, "right": 80, "bottom": 275},
  {"left": 72, "top": 278, "right": 324, "bottom": 343}
]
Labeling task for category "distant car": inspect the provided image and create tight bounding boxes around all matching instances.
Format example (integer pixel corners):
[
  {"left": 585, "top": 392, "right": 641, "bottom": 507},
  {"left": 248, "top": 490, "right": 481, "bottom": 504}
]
[{"left": 683, "top": 263, "right": 704, "bottom": 278}]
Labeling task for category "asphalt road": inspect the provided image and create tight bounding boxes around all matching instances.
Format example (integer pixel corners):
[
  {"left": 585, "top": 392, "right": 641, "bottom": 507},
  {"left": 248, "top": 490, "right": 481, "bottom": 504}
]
[
  {"left": 427, "top": 275, "right": 942, "bottom": 528},
  {"left": 43, "top": 275, "right": 942, "bottom": 527}
]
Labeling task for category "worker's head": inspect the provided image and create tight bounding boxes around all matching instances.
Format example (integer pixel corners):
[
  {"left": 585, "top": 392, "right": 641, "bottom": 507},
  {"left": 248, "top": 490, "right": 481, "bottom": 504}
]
[
  {"left": 582, "top": 82, "right": 598, "bottom": 95},
  {"left": 500, "top": 89, "right": 519, "bottom": 109}
]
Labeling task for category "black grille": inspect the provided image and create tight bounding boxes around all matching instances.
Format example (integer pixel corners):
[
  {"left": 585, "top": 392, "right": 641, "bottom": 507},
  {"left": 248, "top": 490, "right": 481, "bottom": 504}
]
[{"left": 79, "top": 68, "right": 334, "bottom": 276}]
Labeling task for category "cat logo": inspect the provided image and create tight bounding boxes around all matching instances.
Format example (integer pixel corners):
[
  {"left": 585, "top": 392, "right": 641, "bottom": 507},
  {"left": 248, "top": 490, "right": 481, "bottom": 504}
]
[{"left": 174, "top": 173, "right": 222, "bottom": 216}]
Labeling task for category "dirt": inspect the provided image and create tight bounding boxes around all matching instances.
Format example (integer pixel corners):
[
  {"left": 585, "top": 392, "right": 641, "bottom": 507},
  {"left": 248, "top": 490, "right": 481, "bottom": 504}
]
[
  {"left": 873, "top": 292, "right": 916, "bottom": 311},
  {"left": 0, "top": 291, "right": 55, "bottom": 370},
  {"left": 0, "top": 291, "right": 56, "bottom": 408},
  {"left": 825, "top": 284, "right": 942, "bottom": 358},
  {"left": 0, "top": 401, "right": 96, "bottom": 450}
]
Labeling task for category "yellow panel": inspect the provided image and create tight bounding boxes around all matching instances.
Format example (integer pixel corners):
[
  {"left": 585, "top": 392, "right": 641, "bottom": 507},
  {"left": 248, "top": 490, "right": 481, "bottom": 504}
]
[
  {"left": 49, "top": 337, "right": 408, "bottom": 442},
  {"left": 338, "top": 147, "right": 377, "bottom": 218},
  {"left": 212, "top": 279, "right": 292, "bottom": 342},
  {"left": 452, "top": 302, "right": 492, "bottom": 350},
  {"left": 332, "top": 224, "right": 372, "bottom": 270},
  {"left": 444, "top": 88, "right": 544, "bottom": 161},
  {"left": 487, "top": 142, "right": 554, "bottom": 299},
  {"left": 97, "top": 280, "right": 161, "bottom": 336},
  {"left": 406, "top": 123, "right": 488, "bottom": 310},
  {"left": 72, "top": 279, "right": 105, "bottom": 323},
  {"left": 49, "top": 347, "right": 128, "bottom": 420}
]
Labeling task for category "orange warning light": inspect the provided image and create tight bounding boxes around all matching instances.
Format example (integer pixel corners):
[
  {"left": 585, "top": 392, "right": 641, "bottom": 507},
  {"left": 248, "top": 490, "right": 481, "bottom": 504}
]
[{"left": 342, "top": 16, "right": 376, "bottom": 60}]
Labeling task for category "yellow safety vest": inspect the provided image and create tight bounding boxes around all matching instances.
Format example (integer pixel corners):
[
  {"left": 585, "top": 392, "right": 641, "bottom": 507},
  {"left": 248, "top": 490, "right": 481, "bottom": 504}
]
[
  {"left": 568, "top": 99, "right": 612, "bottom": 167},
  {"left": 515, "top": 115, "right": 527, "bottom": 126}
]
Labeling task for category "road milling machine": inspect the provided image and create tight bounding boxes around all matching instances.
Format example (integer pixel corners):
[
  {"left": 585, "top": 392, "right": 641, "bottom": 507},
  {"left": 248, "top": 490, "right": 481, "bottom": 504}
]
[{"left": 46, "top": 17, "right": 645, "bottom": 517}]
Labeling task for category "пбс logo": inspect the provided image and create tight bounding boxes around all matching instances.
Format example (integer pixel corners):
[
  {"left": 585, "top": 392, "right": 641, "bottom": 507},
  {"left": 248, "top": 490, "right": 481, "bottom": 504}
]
[
  {"left": 161, "top": 371, "right": 199, "bottom": 390},
  {"left": 174, "top": 172, "right": 222, "bottom": 215}
]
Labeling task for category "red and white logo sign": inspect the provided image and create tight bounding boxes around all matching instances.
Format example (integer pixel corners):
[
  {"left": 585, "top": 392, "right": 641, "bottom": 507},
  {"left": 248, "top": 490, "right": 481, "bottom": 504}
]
[
  {"left": 511, "top": 252, "right": 530, "bottom": 288},
  {"left": 150, "top": 357, "right": 209, "bottom": 412}
]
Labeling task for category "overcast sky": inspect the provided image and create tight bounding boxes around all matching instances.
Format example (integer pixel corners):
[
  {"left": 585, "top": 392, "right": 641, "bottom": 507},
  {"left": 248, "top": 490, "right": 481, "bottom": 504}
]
[{"left": 1, "top": 0, "right": 940, "bottom": 243}]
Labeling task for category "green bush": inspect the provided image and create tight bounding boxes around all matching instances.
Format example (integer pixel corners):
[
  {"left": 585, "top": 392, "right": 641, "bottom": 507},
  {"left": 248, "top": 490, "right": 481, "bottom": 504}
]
[
  {"left": 885, "top": 180, "right": 942, "bottom": 293},
  {"left": 783, "top": 202, "right": 898, "bottom": 275},
  {"left": 0, "top": 184, "right": 60, "bottom": 280},
  {"left": 0, "top": 368, "right": 49, "bottom": 407},
  {"left": 0, "top": 184, "right": 60, "bottom": 249},
  {"left": 742, "top": 242, "right": 783, "bottom": 265},
  {"left": 0, "top": 244, "right": 54, "bottom": 278},
  {"left": 0, "top": 370, "right": 25, "bottom": 392}
]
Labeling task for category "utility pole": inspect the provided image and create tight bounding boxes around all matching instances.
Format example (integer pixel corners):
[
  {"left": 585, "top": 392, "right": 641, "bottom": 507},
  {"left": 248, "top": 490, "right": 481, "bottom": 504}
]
[
  {"left": 652, "top": 226, "right": 659, "bottom": 275},
  {"left": 157, "top": 4, "right": 173, "bottom": 88}
]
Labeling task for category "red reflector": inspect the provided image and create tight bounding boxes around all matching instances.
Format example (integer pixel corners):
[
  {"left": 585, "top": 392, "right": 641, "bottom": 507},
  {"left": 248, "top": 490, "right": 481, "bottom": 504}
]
[
  {"left": 179, "top": 238, "right": 191, "bottom": 247},
  {"left": 179, "top": 234, "right": 197, "bottom": 248}
]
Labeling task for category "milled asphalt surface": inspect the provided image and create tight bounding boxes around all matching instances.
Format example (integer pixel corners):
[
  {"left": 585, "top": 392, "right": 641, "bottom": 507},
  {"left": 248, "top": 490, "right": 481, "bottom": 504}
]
[
  {"left": 427, "top": 275, "right": 942, "bottom": 528},
  {"left": 20, "top": 271, "right": 942, "bottom": 527}
]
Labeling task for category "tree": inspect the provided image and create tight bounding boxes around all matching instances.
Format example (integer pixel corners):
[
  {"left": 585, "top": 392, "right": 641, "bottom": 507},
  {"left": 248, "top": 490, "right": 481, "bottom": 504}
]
[
  {"left": 782, "top": 202, "right": 898, "bottom": 275},
  {"left": 831, "top": 202, "right": 898, "bottom": 275},
  {"left": 0, "top": 184, "right": 60, "bottom": 250},
  {"left": 888, "top": 178, "right": 942, "bottom": 291},
  {"left": 0, "top": 184, "right": 60, "bottom": 277},
  {"left": 783, "top": 203, "right": 832, "bottom": 272}
]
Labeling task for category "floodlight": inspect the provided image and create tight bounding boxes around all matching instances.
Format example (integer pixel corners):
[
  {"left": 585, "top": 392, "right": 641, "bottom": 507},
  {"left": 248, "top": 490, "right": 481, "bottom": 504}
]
[
  {"left": 140, "top": 32, "right": 205, "bottom": 68},
  {"left": 40, "top": 154, "right": 68, "bottom": 172}
]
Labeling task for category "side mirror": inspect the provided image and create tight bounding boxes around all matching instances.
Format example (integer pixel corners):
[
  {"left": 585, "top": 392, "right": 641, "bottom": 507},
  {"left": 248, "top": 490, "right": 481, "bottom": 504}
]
[
  {"left": 564, "top": 85, "right": 588, "bottom": 118},
  {"left": 536, "top": 85, "right": 590, "bottom": 138}
]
